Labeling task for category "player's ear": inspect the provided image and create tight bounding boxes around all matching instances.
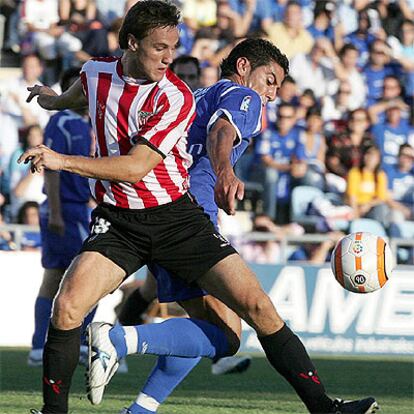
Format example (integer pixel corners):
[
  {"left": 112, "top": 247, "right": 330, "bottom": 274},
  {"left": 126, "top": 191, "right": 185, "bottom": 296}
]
[
  {"left": 127, "top": 34, "right": 139, "bottom": 52},
  {"left": 235, "top": 57, "right": 251, "bottom": 77}
]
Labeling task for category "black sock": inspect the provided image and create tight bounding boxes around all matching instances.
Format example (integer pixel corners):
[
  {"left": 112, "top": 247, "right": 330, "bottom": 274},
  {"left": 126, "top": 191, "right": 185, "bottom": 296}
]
[
  {"left": 42, "top": 323, "right": 81, "bottom": 414},
  {"left": 259, "top": 324, "right": 333, "bottom": 413},
  {"left": 118, "top": 287, "right": 150, "bottom": 325}
]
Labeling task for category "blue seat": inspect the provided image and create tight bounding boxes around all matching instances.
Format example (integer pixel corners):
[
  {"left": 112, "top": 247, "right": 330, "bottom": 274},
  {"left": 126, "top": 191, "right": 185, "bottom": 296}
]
[
  {"left": 349, "top": 218, "right": 387, "bottom": 238},
  {"left": 290, "top": 185, "right": 325, "bottom": 226}
]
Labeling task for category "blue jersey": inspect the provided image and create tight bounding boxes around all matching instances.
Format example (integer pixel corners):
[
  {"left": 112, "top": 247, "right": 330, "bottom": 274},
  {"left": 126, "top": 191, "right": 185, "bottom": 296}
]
[
  {"left": 385, "top": 164, "right": 414, "bottom": 208},
  {"left": 43, "top": 110, "right": 92, "bottom": 203},
  {"left": 372, "top": 121, "right": 412, "bottom": 168},
  {"left": 188, "top": 79, "right": 263, "bottom": 224},
  {"left": 363, "top": 63, "right": 399, "bottom": 106}
]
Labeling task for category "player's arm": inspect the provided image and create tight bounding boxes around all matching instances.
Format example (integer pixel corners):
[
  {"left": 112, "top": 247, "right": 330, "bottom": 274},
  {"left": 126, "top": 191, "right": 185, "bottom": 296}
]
[
  {"left": 207, "top": 116, "right": 244, "bottom": 215},
  {"left": 45, "top": 170, "right": 65, "bottom": 236},
  {"left": 17, "top": 138, "right": 163, "bottom": 184},
  {"left": 26, "top": 78, "right": 87, "bottom": 111}
]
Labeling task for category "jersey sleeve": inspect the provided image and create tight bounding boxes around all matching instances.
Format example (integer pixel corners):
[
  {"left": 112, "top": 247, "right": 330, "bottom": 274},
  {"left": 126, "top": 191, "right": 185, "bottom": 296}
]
[
  {"left": 207, "top": 88, "right": 263, "bottom": 146},
  {"left": 44, "top": 115, "right": 67, "bottom": 154},
  {"left": 138, "top": 88, "right": 196, "bottom": 157}
]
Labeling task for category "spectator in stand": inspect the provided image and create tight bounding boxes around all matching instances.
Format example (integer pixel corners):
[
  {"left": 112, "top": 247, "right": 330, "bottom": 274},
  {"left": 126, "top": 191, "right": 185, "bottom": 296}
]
[
  {"left": 346, "top": 144, "right": 391, "bottom": 224},
  {"left": 388, "top": 19, "right": 414, "bottom": 98},
  {"left": 59, "top": 0, "right": 98, "bottom": 27},
  {"left": 256, "top": 103, "right": 306, "bottom": 224},
  {"left": 0, "top": 54, "right": 50, "bottom": 172},
  {"left": 362, "top": 38, "right": 401, "bottom": 106},
  {"left": 95, "top": 0, "right": 127, "bottom": 27},
  {"left": 182, "top": 0, "right": 218, "bottom": 31},
  {"left": 294, "top": 88, "right": 318, "bottom": 126},
  {"left": 326, "top": 108, "right": 374, "bottom": 179},
  {"left": 288, "top": 231, "right": 344, "bottom": 264},
  {"left": 1, "top": 0, "right": 23, "bottom": 54},
  {"left": 342, "top": 9, "right": 379, "bottom": 68},
  {"left": 385, "top": 143, "right": 414, "bottom": 225},
  {"left": 322, "top": 80, "right": 354, "bottom": 122},
  {"left": 335, "top": 43, "right": 367, "bottom": 110},
  {"left": 17, "top": 201, "right": 42, "bottom": 251},
  {"left": 8, "top": 124, "right": 46, "bottom": 219},
  {"left": 289, "top": 38, "right": 336, "bottom": 99},
  {"left": 267, "top": 0, "right": 314, "bottom": 60},
  {"left": 226, "top": 0, "right": 269, "bottom": 34},
  {"left": 372, "top": 103, "right": 414, "bottom": 169},
  {"left": 295, "top": 107, "right": 326, "bottom": 191},
  {"left": 200, "top": 65, "right": 220, "bottom": 88},
  {"left": 237, "top": 214, "right": 305, "bottom": 264},
  {"left": 74, "top": 17, "right": 123, "bottom": 64},
  {"left": 307, "top": 0, "right": 337, "bottom": 44},
  {"left": 0, "top": 211, "right": 15, "bottom": 251},
  {"left": 19, "top": 0, "right": 82, "bottom": 84},
  {"left": 368, "top": 75, "right": 410, "bottom": 124},
  {"left": 170, "top": 55, "right": 201, "bottom": 92}
]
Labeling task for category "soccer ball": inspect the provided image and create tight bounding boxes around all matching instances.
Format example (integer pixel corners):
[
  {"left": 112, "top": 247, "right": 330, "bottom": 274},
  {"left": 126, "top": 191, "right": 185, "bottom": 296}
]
[{"left": 331, "top": 232, "right": 394, "bottom": 293}]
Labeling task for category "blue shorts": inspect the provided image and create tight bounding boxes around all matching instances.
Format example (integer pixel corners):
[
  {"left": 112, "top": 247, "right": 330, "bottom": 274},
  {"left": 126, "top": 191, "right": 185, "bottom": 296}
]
[
  {"left": 40, "top": 201, "right": 90, "bottom": 269},
  {"left": 150, "top": 190, "right": 220, "bottom": 303}
]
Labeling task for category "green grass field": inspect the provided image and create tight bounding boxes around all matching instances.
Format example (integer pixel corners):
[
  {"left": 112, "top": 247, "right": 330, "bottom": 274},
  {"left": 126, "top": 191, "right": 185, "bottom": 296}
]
[{"left": 0, "top": 348, "right": 412, "bottom": 413}]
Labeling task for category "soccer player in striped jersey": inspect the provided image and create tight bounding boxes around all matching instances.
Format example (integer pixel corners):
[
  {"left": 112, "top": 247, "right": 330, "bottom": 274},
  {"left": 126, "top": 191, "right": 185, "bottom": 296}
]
[
  {"left": 27, "top": 68, "right": 96, "bottom": 368},
  {"left": 21, "top": 2, "right": 378, "bottom": 414}
]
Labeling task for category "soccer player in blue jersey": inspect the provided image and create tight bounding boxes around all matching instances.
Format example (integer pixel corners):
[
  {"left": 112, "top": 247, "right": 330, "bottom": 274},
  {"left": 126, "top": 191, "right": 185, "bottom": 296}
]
[
  {"left": 88, "top": 39, "right": 379, "bottom": 414},
  {"left": 27, "top": 67, "right": 97, "bottom": 367}
]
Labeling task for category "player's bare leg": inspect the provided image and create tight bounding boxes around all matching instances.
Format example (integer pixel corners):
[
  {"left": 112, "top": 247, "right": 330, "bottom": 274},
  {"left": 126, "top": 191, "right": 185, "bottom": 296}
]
[{"left": 41, "top": 251, "right": 126, "bottom": 414}]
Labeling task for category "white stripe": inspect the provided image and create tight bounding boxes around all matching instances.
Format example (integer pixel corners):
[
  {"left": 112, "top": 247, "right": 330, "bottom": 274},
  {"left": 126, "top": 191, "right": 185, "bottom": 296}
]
[
  {"left": 135, "top": 393, "right": 160, "bottom": 412},
  {"left": 220, "top": 85, "right": 240, "bottom": 97},
  {"left": 123, "top": 326, "right": 139, "bottom": 355}
]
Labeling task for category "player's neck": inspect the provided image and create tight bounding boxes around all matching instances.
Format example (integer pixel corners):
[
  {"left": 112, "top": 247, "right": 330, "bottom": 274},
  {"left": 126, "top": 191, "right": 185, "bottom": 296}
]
[
  {"left": 121, "top": 52, "right": 148, "bottom": 81},
  {"left": 226, "top": 74, "right": 245, "bottom": 87}
]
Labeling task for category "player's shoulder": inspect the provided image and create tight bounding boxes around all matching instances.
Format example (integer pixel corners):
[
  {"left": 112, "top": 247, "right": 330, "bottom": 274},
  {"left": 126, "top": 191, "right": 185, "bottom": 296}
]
[
  {"left": 81, "top": 56, "right": 120, "bottom": 73},
  {"left": 159, "top": 69, "right": 195, "bottom": 103}
]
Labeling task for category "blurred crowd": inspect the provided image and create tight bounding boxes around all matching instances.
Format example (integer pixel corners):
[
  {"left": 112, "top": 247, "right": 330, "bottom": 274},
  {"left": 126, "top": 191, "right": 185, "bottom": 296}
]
[{"left": 0, "top": 0, "right": 413, "bottom": 263}]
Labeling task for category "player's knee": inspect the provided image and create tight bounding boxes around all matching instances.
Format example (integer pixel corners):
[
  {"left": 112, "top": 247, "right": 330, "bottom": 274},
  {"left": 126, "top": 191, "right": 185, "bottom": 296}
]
[
  {"left": 243, "top": 291, "right": 275, "bottom": 323},
  {"left": 52, "top": 294, "right": 84, "bottom": 329}
]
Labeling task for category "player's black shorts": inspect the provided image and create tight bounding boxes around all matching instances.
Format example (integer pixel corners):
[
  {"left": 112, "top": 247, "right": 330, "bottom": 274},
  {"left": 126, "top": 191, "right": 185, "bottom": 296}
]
[{"left": 80, "top": 193, "right": 237, "bottom": 283}]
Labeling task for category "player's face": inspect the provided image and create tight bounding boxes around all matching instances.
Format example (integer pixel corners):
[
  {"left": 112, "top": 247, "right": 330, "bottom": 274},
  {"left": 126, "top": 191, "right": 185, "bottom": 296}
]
[
  {"left": 133, "top": 26, "right": 179, "bottom": 82},
  {"left": 245, "top": 62, "right": 285, "bottom": 105}
]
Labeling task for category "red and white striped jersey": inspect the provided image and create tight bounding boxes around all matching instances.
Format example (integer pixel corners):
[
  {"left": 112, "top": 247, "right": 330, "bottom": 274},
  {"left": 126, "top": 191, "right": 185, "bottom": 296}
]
[{"left": 80, "top": 57, "right": 196, "bottom": 209}]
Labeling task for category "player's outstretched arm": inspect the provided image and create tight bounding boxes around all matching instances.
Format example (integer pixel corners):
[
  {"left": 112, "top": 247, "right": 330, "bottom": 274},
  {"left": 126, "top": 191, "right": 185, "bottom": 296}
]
[
  {"left": 17, "top": 138, "right": 163, "bottom": 184},
  {"left": 207, "top": 116, "right": 244, "bottom": 215},
  {"left": 26, "top": 78, "right": 87, "bottom": 111}
]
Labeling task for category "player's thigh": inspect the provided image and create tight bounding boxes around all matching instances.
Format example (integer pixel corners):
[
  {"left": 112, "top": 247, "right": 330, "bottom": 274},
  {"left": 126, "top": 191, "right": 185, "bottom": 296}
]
[
  {"left": 197, "top": 254, "right": 284, "bottom": 333},
  {"left": 38, "top": 268, "right": 65, "bottom": 298},
  {"left": 53, "top": 251, "right": 126, "bottom": 327}
]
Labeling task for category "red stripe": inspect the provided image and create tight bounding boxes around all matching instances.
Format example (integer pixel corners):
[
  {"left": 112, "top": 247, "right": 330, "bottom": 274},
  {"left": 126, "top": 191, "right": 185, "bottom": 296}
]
[
  {"left": 111, "top": 82, "right": 142, "bottom": 208},
  {"left": 145, "top": 71, "right": 194, "bottom": 147},
  {"left": 95, "top": 72, "right": 112, "bottom": 157},
  {"left": 94, "top": 180, "right": 106, "bottom": 203},
  {"left": 153, "top": 161, "right": 182, "bottom": 200},
  {"left": 130, "top": 84, "right": 160, "bottom": 207}
]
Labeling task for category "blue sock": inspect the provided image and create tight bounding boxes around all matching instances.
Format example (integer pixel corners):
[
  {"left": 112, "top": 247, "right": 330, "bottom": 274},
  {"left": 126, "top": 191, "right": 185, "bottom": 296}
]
[
  {"left": 128, "top": 356, "right": 201, "bottom": 413},
  {"left": 81, "top": 306, "right": 97, "bottom": 345},
  {"left": 109, "top": 318, "right": 229, "bottom": 360},
  {"left": 31, "top": 297, "right": 53, "bottom": 349}
]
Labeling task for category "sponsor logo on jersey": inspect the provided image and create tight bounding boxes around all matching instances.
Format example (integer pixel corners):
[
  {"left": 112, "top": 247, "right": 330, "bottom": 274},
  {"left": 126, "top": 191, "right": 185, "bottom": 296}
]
[{"left": 240, "top": 96, "right": 252, "bottom": 112}]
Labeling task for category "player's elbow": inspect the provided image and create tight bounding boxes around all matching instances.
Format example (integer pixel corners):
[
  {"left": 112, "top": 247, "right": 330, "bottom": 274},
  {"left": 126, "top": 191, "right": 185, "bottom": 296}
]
[{"left": 123, "top": 167, "right": 147, "bottom": 184}]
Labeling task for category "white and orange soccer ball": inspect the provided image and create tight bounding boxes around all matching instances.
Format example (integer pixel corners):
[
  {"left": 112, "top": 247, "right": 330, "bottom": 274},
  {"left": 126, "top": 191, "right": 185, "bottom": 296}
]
[{"left": 331, "top": 232, "right": 394, "bottom": 293}]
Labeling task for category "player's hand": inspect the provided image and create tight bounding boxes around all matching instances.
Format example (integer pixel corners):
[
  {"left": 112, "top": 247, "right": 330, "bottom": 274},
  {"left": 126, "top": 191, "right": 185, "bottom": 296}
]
[
  {"left": 48, "top": 214, "right": 65, "bottom": 236},
  {"left": 214, "top": 170, "right": 244, "bottom": 215},
  {"left": 26, "top": 85, "right": 58, "bottom": 110},
  {"left": 17, "top": 145, "right": 65, "bottom": 173}
]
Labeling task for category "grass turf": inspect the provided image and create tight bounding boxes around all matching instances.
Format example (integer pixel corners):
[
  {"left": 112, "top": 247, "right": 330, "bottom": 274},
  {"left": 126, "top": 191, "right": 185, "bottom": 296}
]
[{"left": 0, "top": 348, "right": 412, "bottom": 413}]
